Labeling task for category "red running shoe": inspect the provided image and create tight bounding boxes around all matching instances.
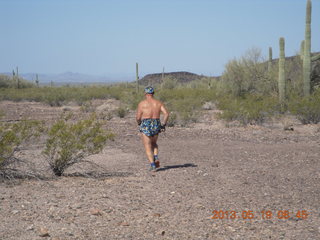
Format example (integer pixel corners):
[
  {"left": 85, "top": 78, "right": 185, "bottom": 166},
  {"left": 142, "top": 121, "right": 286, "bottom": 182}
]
[{"left": 155, "top": 160, "right": 160, "bottom": 168}]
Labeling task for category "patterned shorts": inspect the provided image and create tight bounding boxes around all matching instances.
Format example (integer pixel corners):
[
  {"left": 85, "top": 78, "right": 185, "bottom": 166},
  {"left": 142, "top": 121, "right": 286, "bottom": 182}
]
[{"left": 140, "top": 118, "right": 161, "bottom": 137}]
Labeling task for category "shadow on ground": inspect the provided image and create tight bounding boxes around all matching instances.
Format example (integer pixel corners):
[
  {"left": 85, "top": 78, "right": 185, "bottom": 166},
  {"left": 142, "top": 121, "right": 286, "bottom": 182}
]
[
  {"left": 64, "top": 171, "right": 133, "bottom": 179},
  {"left": 156, "top": 163, "right": 197, "bottom": 172}
]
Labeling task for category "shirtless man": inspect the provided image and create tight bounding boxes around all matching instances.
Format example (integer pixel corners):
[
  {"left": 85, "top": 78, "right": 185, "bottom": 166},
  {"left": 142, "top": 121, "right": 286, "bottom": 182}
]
[{"left": 136, "top": 86, "right": 169, "bottom": 171}]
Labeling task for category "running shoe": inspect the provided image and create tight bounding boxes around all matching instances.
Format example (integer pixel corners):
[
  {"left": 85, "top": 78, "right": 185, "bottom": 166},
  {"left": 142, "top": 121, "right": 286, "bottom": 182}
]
[
  {"left": 155, "top": 160, "right": 160, "bottom": 168},
  {"left": 149, "top": 165, "right": 157, "bottom": 172}
]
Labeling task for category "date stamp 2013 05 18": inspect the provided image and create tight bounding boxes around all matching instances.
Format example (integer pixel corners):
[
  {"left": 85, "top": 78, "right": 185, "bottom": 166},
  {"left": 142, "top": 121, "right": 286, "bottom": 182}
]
[{"left": 211, "top": 210, "right": 310, "bottom": 220}]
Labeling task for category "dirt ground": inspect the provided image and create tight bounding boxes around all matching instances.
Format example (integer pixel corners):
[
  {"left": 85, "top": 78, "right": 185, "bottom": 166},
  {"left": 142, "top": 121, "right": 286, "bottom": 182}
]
[{"left": 0, "top": 100, "right": 320, "bottom": 240}]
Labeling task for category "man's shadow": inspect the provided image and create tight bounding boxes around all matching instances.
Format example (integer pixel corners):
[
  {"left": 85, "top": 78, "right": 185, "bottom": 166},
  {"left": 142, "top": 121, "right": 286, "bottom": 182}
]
[{"left": 156, "top": 163, "right": 197, "bottom": 172}]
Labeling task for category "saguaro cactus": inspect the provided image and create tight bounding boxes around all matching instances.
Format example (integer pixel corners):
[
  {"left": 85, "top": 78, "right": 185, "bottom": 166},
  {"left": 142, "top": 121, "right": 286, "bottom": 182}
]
[
  {"left": 136, "top": 62, "right": 139, "bottom": 92},
  {"left": 303, "top": 0, "right": 311, "bottom": 96},
  {"left": 300, "top": 40, "right": 305, "bottom": 61},
  {"left": 268, "top": 47, "right": 273, "bottom": 72},
  {"left": 16, "top": 66, "right": 20, "bottom": 89},
  {"left": 12, "top": 70, "right": 15, "bottom": 87},
  {"left": 278, "top": 37, "right": 286, "bottom": 103},
  {"left": 35, "top": 74, "right": 39, "bottom": 87}
]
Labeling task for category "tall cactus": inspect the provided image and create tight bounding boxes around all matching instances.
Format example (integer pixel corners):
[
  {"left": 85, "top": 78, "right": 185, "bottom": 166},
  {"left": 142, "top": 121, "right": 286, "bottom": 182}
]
[
  {"left": 300, "top": 40, "right": 305, "bottom": 61},
  {"left": 136, "top": 62, "right": 139, "bottom": 92},
  {"left": 12, "top": 69, "right": 16, "bottom": 88},
  {"left": 303, "top": 0, "right": 311, "bottom": 96},
  {"left": 16, "top": 66, "right": 20, "bottom": 89},
  {"left": 35, "top": 74, "right": 39, "bottom": 87},
  {"left": 278, "top": 37, "right": 286, "bottom": 103},
  {"left": 268, "top": 47, "right": 273, "bottom": 72}
]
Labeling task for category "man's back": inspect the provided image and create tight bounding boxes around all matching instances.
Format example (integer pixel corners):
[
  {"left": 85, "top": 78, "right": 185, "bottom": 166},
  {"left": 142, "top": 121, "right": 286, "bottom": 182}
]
[
  {"left": 138, "top": 98, "right": 163, "bottom": 119},
  {"left": 136, "top": 86, "right": 170, "bottom": 172}
]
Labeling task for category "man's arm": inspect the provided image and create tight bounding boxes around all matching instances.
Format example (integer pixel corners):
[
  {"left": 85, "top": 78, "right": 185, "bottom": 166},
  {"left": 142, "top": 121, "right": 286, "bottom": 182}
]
[
  {"left": 136, "top": 102, "right": 143, "bottom": 125},
  {"left": 160, "top": 103, "right": 169, "bottom": 126}
]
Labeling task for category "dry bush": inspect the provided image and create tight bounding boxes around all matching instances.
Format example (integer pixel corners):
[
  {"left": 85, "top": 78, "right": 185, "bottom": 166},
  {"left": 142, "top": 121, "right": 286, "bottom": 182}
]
[
  {"left": 0, "top": 119, "right": 43, "bottom": 179},
  {"left": 43, "top": 114, "right": 114, "bottom": 176}
]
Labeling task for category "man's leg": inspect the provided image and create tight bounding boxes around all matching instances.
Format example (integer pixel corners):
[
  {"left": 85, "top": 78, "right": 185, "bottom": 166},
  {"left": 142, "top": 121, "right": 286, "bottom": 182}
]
[
  {"left": 141, "top": 134, "right": 155, "bottom": 164},
  {"left": 151, "top": 135, "right": 158, "bottom": 156},
  {"left": 151, "top": 135, "right": 160, "bottom": 168}
]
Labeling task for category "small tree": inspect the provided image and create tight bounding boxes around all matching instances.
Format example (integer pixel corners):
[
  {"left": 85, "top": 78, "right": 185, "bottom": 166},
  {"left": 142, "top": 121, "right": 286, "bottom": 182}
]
[{"left": 43, "top": 114, "right": 113, "bottom": 176}]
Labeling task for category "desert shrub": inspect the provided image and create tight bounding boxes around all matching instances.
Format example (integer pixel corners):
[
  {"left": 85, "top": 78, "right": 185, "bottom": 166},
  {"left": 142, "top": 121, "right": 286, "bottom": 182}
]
[
  {"left": 161, "top": 77, "right": 179, "bottom": 89},
  {"left": 167, "top": 112, "right": 177, "bottom": 127},
  {"left": 179, "top": 110, "right": 199, "bottom": 126},
  {"left": 116, "top": 107, "right": 128, "bottom": 118},
  {"left": 154, "top": 88, "right": 218, "bottom": 126},
  {"left": 217, "top": 94, "right": 279, "bottom": 125},
  {"left": 222, "top": 48, "right": 270, "bottom": 96},
  {"left": 0, "top": 75, "right": 12, "bottom": 88},
  {"left": 99, "top": 111, "right": 113, "bottom": 121},
  {"left": 186, "top": 77, "right": 219, "bottom": 90},
  {"left": 0, "top": 120, "right": 43, "bottom": 178},
  {"left": 43, "top": 114, "right": 113, "bottom": 176},
  {"left": 119, "top": 90, "right": 143, "bottom": 110},
  {"left": 288, "top": 89, "right": 320, "bottom": 124},
  {"left": 0, "top": 85, "right": 140, "bottom": 107},
  {"left": 0, "top": 75, "right": 35, "bottom": 89},
  {"left": 80, "top": 101, "right": 95, "bottom": 113}
]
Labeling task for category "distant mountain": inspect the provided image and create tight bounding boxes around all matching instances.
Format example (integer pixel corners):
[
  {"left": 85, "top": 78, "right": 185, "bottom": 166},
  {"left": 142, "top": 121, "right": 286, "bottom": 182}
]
[{"left": 0, "top": 72, "right": 131, "bottom": 85}]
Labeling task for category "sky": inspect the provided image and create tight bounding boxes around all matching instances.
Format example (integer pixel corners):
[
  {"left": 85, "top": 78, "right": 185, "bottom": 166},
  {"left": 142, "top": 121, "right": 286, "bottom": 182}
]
[{"left": 1, "top": 0, "right": 320, "bottom": 80}]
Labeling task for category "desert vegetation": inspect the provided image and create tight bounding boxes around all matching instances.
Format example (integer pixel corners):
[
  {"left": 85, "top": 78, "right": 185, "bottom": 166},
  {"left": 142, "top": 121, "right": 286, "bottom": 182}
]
[
  {"left": 0, "top": 119, "right": 43, "bottom": 179},
  {"left": 1, "top": 1, "right": 320, "bottom": 239},
  {"left": 1, "top": 0, "right": 320, "bottom": 181}
]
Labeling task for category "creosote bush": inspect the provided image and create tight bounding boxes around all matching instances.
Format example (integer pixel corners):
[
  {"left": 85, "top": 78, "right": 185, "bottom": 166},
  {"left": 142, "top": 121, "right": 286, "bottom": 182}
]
[
  {"left": 288, "top": 89, "right": 320, "bottom": 124},
  {"left": 43, "top": 114, "right": 114, "bottom": 176},
  {"left": 156, "top": 88, "right": 217, "bottom": 126},
  {"left": 217, "top": 94, "right": 279, "bottom": 125},
  {"left": 161, "top": 77, "right": 178, "bottom": 89},
  {"left": 0, "top": 119, "right": 43, "bottom": 178},
  {"left": 116, "top": 107, "right": 128, "bottom": 118},
  {"left": 222, "top": 48, "right": 269, "bottom": 96}
]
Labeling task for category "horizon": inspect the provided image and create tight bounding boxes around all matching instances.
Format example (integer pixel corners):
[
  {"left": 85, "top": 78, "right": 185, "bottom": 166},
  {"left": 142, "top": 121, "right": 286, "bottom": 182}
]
[{"left": 1, "top": 0, "right": 320, "bottom": 80}]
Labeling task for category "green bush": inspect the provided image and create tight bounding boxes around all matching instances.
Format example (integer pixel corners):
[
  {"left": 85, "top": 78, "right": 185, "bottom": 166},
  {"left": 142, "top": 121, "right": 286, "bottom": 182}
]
[
  {"left": 217, "top": 94, "right": 279, "bottom": 125},
  {"left": 288, "top": 89, "right": 320, "bottom": 124},
  {"left": 167, "top": 112, "right": 177, "bottom": 127},
  {"left": 80, "top": 101, "right": 95, "bottom": 113},
  {"left": 116, "top": 107, "right": 128, "bottom": 118},
  {"left": 43, "top": 114, "right": 114, "bottom": 176},
  {"left": 155, "top": 88, "right": 217, "bottom": 126},
  {"left": 222, "top": 48, "right": 269, "bottom": 96},
  {"left": 0, "top": 74, "right": 35, "bottom": 89},
  {"left": 0, "top": 120, "right": 43, "bottom": 178},
  {"left": 161, "top": 77, "right": 178, "bottom": 89},
  {"left": 0, "top": 75, "right": 12, "bottom": 88}
]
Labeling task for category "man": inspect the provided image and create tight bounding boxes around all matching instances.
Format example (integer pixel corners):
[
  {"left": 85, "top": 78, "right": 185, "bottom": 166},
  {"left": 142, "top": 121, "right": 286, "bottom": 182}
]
[{"left": 136, "top": 86, "right": 169, "bottom": 171}]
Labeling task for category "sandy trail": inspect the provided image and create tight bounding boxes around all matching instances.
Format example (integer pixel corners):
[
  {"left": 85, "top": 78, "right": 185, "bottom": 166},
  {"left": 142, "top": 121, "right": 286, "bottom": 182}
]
[{"left": 0, "top": 101, "right": 319, "bottom": 239}]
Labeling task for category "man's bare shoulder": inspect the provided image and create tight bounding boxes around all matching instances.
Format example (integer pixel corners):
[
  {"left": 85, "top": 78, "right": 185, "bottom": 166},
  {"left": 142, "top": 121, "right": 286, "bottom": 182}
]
[
  {"left": 138, "top": 99, "right": 147, "bottom": 106},
  {"left": 153, "top": 98, "right": 164, "bottom": 105}
]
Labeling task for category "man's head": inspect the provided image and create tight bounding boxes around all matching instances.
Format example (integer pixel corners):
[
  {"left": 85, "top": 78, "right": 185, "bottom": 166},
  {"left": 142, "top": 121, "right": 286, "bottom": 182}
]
[{"left": 144, "top": 86, "right": 154, "bottom": 95}]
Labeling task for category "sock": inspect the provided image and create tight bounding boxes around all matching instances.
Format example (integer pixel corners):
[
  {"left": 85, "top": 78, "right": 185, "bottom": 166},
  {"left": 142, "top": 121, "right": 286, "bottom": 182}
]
[
  {"left": 154, "top": 155, "right": 158, "bottom": 161},
  {"left": 151, "top": 162, "right": 156, "bottom": 168}
]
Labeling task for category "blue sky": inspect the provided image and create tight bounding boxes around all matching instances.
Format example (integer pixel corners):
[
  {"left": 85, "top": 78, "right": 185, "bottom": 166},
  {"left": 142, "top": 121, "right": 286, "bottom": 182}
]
[{"left": 1, "top": 0, "right": 320, "bottom": 80}]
